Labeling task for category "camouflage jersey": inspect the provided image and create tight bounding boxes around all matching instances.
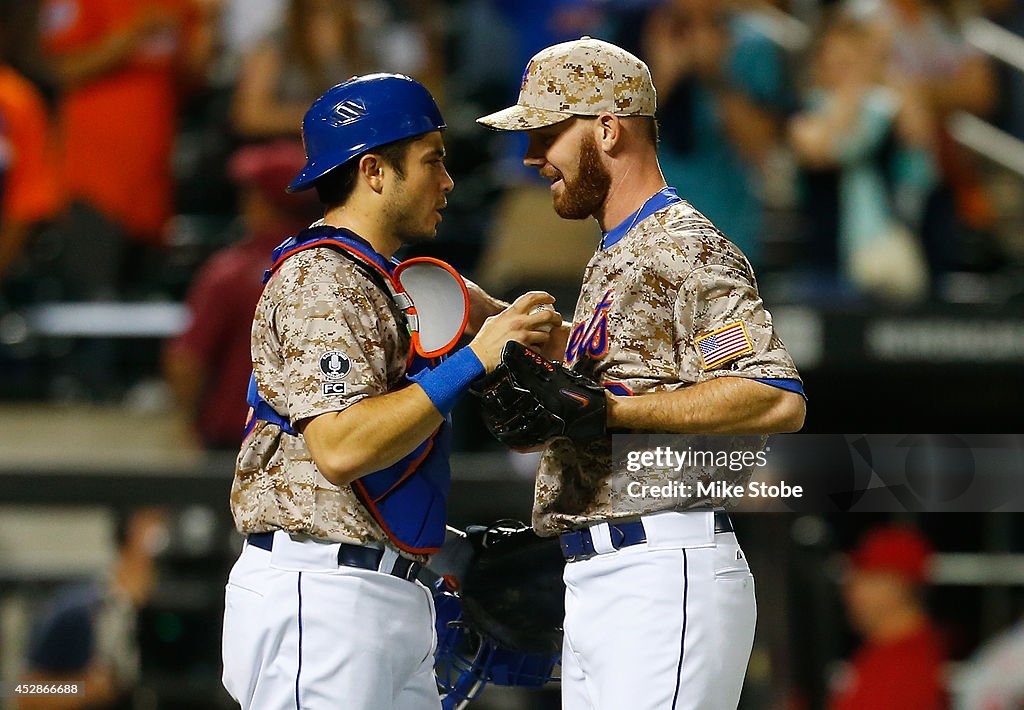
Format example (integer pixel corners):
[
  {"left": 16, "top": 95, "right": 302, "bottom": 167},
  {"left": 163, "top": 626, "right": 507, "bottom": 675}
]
[
  {"left": 231, "top": 246, "right": 411, "bottom": 549},
  {"left": 533, "top": 191, "right": 802, "bottom": 535}
]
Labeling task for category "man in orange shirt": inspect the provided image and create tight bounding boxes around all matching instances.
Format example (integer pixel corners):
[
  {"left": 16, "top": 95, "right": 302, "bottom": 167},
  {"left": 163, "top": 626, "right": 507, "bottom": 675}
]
[
  {"left": 829, "top": 525, "right": 948, "bottom": 710},
  {"left": 0, "top": 63, "right": 60, "bottom": 281},
  {"left": 39, "top": 0, "right": 214, "bottom": 298}
]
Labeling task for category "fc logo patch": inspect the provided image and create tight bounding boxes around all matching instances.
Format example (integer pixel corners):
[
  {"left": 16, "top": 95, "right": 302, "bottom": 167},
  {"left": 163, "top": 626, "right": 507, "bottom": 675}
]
[{"left": 320, "top": 351, "right": 351, "bottom": 379}]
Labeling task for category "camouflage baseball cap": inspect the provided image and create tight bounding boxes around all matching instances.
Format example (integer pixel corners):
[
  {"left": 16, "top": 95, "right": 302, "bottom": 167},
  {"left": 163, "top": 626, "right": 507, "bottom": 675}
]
[{"left": 477, "top": 36, "right": 656, "bottom": 131}]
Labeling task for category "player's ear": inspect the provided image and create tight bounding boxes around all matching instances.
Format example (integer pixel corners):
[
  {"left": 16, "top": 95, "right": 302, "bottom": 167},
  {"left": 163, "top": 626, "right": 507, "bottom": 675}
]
[
  {"left": 358, "top": 153, "right": 386, "bottom": 194},
  {"left": 595, "top": 113, "right": 622, "bottom": 154}
]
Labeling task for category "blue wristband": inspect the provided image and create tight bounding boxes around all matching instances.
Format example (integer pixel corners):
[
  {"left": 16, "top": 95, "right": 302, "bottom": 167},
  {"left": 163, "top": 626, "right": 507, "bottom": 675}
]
[{"left": 411, "top": 347, "right": 485, "bottom": 416}]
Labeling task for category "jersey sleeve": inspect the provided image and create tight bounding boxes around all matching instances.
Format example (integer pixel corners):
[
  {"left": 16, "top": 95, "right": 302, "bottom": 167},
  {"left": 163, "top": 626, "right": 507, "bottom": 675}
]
[
  {"left": 274, "top": 278, "right": 395, "bottom": 424},
  {"left": 675, "top": 263, "right": 802, "bottom": 383},
  {"left": 0, "top": 76, "right": 61, "bottom": 224}
]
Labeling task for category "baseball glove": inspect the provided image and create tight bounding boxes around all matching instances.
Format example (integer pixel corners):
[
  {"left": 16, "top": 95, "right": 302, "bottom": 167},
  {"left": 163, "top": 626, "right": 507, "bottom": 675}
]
[{"left": 471, "top": 341, "right": 607, "bottom": 448}]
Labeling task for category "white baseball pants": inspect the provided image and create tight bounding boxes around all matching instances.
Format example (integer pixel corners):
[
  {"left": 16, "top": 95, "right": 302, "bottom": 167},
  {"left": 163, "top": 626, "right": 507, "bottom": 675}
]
[
  {"left": 222, "top": 531, "right": 441, "bottom": 710},
  {"left": 560, "top": 511, "right": 756, "bottom": 710}
]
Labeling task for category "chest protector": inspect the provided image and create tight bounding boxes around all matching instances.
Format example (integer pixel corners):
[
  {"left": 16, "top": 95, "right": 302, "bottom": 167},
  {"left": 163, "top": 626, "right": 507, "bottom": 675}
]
[{"left": 244, "top": 225, "right": 470, "bottom": 555}]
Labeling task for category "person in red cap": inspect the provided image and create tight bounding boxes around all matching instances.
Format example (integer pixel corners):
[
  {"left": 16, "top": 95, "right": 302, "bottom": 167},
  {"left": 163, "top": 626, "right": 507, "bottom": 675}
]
[
  {"left": 163, "top": 141, "right": 319, "bottom": 451},
  {"left": 828, "top": 524, "right": 948, "bottom": 710}
]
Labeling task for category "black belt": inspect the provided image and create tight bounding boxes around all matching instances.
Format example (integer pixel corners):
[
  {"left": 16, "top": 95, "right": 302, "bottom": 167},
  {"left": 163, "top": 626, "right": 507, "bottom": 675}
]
[
  {"left": 247, "top": 532, "right": 421, "bottom": 582},
  {"left": 559, "top": 511, "right": 734, "bottom": 562}
]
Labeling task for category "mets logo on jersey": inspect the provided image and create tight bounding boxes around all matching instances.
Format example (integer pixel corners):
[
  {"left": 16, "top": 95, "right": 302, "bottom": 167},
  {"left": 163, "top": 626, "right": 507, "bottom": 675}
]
[{"left": 565, "top": 289, "right": 614, "bottom": 366}]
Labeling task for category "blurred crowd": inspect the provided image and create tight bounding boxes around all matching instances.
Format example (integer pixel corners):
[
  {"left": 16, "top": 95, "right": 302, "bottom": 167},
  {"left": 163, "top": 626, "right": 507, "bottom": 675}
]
[
  {"left": 0, "top": 0, "right": 1020, "bottom": 300},
  {"left": 0, "top": 0, "right": 1023, "bottom": 416}
]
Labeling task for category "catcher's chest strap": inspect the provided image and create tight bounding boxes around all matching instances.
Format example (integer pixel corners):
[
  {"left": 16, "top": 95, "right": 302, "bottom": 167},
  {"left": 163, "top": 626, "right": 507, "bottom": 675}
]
[
  {"left": 244, "top": 371, "right": 295, "bottom": 436},
  {"left": 262, "top": 225, "right": 467, "bottom": 360},
  {"left": 264, "top": 225, "right": 409, "bottom": 317}
]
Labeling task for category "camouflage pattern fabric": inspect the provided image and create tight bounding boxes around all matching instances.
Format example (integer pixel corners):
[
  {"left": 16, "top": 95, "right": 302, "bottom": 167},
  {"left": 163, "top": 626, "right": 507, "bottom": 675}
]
[
  {"left": 232, "top": 247, "right": 417, "bottom": 552},
  {"left": 533, "top": 200, "right": 801, "bottom": 535},
  {"left": 477, "top": 36, "right": 657, "bottom": 131}
]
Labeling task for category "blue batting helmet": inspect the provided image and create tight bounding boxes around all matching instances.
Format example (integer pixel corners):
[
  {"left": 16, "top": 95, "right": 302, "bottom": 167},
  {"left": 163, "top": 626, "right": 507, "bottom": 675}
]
[{"left": 287, "top": 73, "right": 446, "bottom": 193}]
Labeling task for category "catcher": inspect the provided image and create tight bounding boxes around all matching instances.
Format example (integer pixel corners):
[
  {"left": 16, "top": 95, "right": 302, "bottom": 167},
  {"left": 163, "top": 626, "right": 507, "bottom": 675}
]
[{"left": 222, "top": 74, "right": 561, "bottom": 710}]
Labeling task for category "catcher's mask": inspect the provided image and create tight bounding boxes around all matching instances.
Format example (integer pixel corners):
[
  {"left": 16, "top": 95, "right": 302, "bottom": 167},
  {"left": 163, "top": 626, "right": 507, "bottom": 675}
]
[
  {"left": 432, "top": 577, "right": 559, "bottom": 710},
  {"left": 458, "top": 520, "right": 566, "bottom": 655},
  {"left": 429, "top": 520, "right": 564, "bottom": 708}
]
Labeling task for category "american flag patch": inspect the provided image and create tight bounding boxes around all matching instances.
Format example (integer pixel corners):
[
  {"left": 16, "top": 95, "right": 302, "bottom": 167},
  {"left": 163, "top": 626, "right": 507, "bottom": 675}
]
[{"left": 696, "top": 322, "right": 753, "bottom": 369}]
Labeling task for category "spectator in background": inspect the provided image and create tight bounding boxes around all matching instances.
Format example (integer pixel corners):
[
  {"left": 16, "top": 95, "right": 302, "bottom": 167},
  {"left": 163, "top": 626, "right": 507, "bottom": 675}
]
[
  {"left": 216, "top": 0, "right": 285, "bottom": 70},
  {"left": 231, "top": 0, "right": 370, "bottom": 140},
  {"left": 18, "top": 508, "right": 170, "bottom": 710},
  {"left": 367, "top": 0, "right": 446, "bottom": 98},
  {"left": 789, "top": 13, "right": 935, "bottom": 304},
  {"left": 828, "top": 525, "right": 947, "bottom": 710},
  {"left": 641, "top": 0, "right": 790, "bottom": 267},
  {"left": 231, "top": 0, "right": 445, "bottom": 141},
  {"left": 0, "top": 1, "right": 52, "bottom": 88},
  {"left": 0, "top": 61, "right": 61, "bottom": 281},
  {"left": 39, "top": 0, "right": 215, "bottom": 299},
  {"left": 492, "top": 0, "right": 606, "bottom": 77},
  {"left": 163, "top": 141, "right": 316, "bottom": 451},
  {"left": 849, "top": 0, "right": 999, "bottom": 286}
]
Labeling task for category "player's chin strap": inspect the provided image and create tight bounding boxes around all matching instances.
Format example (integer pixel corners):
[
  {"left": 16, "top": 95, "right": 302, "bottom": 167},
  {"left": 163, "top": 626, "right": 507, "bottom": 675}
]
[{"left": 264, "top": 223, "right": 470, "bottom": 358}]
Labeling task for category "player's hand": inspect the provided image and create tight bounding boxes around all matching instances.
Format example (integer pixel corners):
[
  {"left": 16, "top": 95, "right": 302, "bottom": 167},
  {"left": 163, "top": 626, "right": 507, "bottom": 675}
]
[
  {"left": 468, "top": 292, "right": 561, "bottom": 372},
  {"left": 538, "top": 321, "right": 571, "bottom": 363},
  {"left": 463, "top": 278, "right": 509, "bottom": 337}
]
